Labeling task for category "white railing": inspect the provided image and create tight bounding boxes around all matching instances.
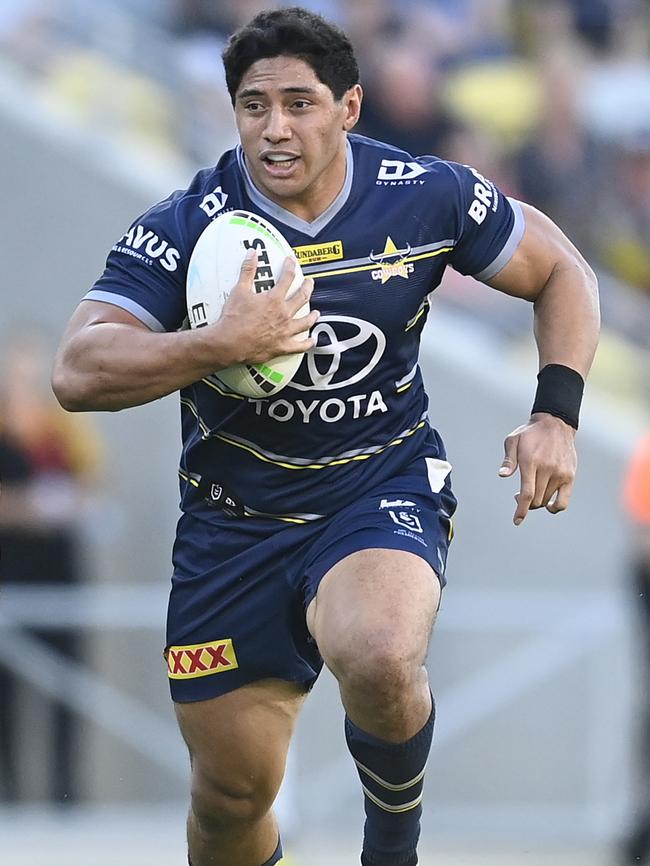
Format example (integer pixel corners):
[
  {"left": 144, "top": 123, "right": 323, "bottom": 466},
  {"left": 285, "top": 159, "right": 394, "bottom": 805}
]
[{"left": 0, "top": 580, "right": 630, "bottom": 840}]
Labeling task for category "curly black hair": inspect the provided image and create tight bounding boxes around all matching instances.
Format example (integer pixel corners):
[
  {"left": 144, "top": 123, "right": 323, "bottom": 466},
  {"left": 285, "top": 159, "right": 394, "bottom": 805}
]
[{"left": 222, "top": 7, "right": 360, "bottom": 104}]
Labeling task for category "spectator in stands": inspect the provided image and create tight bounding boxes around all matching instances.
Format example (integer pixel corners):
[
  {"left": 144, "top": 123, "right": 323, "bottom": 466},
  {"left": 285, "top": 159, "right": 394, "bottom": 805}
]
[
  {"left": 620, "top": 428, "right": 650, "bottom": 865},
  {"left": 0, "top": 327, "right": 104, "bottom": 804},
  {"left": 594, "top": 135, "right": 650, "bottom": 295},
  {"left": 513, "top": 53, "right": 600, "bottom": 255},
  {"left": 0, "top": 0, "right": 56, "bottom": 75},
  {"left": 171, "top": 0, "right": 281, "bottom": 40},
  {"left": 356, "top": 41, "right": 462, "bottom": 159}
]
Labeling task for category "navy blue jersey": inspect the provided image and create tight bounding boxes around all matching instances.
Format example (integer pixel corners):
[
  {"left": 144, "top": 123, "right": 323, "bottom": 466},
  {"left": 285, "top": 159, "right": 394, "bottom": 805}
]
[{"left": 85, "top": 134, "right": 524, "bottom": 522}]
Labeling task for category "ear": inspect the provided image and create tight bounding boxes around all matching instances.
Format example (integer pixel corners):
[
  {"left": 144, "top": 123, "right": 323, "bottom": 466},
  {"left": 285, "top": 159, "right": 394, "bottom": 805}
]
[{"left": 342, "top": 84, "right": 363, "bottom": 131}]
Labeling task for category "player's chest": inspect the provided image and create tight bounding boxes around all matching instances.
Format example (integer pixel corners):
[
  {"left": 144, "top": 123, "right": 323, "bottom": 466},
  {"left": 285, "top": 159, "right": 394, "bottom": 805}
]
[{"left": 286, "top": 227, "right": 449, "bottom": 336}]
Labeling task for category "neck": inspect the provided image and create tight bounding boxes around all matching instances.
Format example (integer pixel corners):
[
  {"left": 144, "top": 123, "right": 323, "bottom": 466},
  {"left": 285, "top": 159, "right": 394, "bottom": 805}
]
[{"left": 242, "top": 141, "right": 350, "bottom": 224}]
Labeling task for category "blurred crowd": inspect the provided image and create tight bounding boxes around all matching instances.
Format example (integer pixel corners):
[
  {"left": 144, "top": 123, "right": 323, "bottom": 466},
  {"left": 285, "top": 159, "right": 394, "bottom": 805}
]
[
  {"left": 1, "top": 0, "right": 649, "bottom": 352},
  {"left": 0, "top": 327, "right": 106, "bottom": 802}
]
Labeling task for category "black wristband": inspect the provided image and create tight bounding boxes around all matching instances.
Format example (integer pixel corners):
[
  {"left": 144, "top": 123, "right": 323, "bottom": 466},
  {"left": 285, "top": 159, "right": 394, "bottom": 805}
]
[{"left": 531, "top": 364, "right": 584, "bottom": 430}]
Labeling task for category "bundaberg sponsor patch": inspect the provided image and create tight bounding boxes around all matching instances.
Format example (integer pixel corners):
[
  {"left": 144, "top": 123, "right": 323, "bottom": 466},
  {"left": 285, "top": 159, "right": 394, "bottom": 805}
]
[{"left": 293, "top": 240, "right": 344, "bottom": 265}]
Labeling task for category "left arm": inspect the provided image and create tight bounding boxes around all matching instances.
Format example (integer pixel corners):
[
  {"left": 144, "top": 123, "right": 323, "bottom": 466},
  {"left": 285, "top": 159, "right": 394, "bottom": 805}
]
[{"left": 486, "top": 201, "right": 600, "bottom": 524}]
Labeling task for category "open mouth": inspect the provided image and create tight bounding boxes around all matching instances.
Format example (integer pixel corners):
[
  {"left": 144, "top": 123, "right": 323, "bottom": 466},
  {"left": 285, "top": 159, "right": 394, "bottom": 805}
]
[{"left": 262, "top": 153, "right": 299, "bottom": 173}]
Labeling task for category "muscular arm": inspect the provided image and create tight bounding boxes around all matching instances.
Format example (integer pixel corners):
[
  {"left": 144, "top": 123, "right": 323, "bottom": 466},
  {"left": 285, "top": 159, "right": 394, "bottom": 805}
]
[
  {"left": 52, "top": 254, "right": 316, "bottom": 412},
  {"left": 485, "top": 202, "right": 600, "bottom": 523},
  {"left": 53, "top": 302, "right": 229, "bottom": 411},
  {"left": 487, "top": 202, "right": 600, "bottom": 377}
]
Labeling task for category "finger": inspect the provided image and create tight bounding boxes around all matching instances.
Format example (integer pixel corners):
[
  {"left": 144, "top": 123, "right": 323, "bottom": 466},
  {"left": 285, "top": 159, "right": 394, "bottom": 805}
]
[
  {"left": 513, "top": 469, "right": 535, "bottom": 525},
  {"left": 282, "top": 317, "right": 319, "bottom": 353},
  {"left": 235, "top": 247, "right": 258, "bottom": 288},
  {"left": 537, "top": 473, "right": 563, "bottom": 511},
  {"left": 286, "top": 333, "right": 317, "bottom": 354},
  {"left": 289, "top": 308, "right": 320, "bottom": 335},
  {"left": 288, "top": 277, "right": 315, "bottom": 315},
  {"left": 530, "top": 470, "right": 552, "bottom": 509},
  {"left": 499, "top": 432, "right": 519, "bottom": 477},
  {"left": 546, "top": 479, "right": 574, "bottom": 514},
  {"left": 268, "top": 256, "right": 297, "bottom": 297}
]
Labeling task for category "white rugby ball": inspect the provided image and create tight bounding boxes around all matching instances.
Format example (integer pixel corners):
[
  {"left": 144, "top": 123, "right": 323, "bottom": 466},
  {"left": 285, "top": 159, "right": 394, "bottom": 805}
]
[{"left": 186, "top": 209, "right": 309, "bottom": 398}]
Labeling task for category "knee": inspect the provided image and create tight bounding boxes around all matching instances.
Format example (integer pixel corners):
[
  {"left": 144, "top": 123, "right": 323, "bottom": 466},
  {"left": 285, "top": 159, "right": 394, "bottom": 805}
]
[
  {"left": 190, "top": 764, "right": 276, "bottom": 835},
  {"left": 323, "top": 625, "right": 425, "bottom": 700}
]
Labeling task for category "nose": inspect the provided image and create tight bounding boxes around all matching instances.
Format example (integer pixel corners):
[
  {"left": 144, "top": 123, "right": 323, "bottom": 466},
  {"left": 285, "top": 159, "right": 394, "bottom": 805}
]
[{"left": 263, "top": 106, "right": 291, "bottom": 143}]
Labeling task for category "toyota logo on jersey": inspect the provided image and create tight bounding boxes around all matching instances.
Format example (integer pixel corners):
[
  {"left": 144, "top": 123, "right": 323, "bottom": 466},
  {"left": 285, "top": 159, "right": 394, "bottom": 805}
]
[{"left": 290, "top": 315, "right": 386, "bottom": 391}]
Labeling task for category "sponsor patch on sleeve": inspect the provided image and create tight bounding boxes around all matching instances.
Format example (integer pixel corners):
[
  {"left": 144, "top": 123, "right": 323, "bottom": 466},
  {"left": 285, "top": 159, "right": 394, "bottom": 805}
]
[{"left": 166, "top": 638, "right": 239, "bottom": 679}]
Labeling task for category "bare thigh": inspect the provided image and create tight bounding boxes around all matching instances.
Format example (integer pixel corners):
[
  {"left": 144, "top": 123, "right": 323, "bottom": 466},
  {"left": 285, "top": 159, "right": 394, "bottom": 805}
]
[
  {"left": 306, "top": 548, "right": 440, "bottom": 663},
  {"left": 306, "top": 549, "right": 440, "bottom": 739},
  {"left": 175, "top": 678, "right": 306, "bottom": 808}
]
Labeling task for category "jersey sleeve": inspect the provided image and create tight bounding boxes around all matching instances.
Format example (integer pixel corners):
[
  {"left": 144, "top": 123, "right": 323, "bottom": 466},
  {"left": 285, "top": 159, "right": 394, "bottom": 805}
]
[
  {"left": 443, "top": 161, "right": 525, "bottom": 281},
  {"left": 83, "top": 193, "right": 189, "bottom": 333}
]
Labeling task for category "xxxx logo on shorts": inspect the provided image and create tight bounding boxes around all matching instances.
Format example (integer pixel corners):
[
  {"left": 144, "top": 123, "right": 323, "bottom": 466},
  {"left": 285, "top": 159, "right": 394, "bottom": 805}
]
[{"left": 167, "top": 638, "right": 239, "bottom": 679}]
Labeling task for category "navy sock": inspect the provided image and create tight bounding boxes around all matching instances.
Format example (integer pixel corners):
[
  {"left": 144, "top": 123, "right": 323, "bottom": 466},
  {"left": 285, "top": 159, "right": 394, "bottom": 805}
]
[
  {"left": 188, "top": 835, "right": 282, "bottom": 866},
  {"left": 346, "top": 699, "right": 435, "bottom": 866}
]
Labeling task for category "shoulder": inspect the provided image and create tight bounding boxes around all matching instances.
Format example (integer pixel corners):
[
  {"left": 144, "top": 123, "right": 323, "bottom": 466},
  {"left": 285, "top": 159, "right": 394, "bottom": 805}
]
[
  {"left": 349, "top": 134, "right": 472, "bottom": 202},
  {"left": 141, "top": 148, "right": 240, "bottom": 236},
  {"left": 110, "top": 148, "right": 242, "bottom": 275}
]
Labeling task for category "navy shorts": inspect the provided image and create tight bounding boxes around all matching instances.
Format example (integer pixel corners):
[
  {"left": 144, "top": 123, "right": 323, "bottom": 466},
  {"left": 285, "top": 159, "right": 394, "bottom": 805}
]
[{"left": 165, "top": 458, "right": 456, "bottom": 702}]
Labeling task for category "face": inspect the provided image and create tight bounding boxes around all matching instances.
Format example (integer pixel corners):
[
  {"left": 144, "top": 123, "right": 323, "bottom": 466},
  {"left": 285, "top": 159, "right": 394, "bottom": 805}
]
[{"left": 234, "top": 56, "right": 362, "bottom": 221}]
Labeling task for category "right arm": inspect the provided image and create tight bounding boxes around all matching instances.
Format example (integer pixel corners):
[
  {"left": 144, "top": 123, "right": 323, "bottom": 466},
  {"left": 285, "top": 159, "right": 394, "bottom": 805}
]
[{"left": 52, "top": 254, "right": 317, "bottom": 412}]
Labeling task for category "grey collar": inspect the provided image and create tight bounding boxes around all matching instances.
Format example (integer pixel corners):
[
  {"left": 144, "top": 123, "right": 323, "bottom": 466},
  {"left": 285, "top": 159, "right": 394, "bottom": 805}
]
[{"left": 236, "top": 140, "right": 353, "bottom": 238}]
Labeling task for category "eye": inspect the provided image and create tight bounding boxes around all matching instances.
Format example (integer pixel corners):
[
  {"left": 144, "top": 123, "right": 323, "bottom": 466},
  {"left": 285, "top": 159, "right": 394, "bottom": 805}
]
[
  {"left": 244, "top": 101, "right": 265, "bottom": 113},
  {"left": 292, "top": 99, "right": 311, "bottom": 110}
]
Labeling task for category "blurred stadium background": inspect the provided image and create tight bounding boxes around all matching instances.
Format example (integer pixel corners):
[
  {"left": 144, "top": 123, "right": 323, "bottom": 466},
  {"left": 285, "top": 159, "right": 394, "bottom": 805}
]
[{"left": 1, "top": 0, "right": 649, "bottom": 864}]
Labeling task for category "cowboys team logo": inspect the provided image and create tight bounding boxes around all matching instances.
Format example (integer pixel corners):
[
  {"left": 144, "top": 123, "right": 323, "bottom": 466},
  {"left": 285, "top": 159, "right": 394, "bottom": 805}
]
[
  {"left": 370, "top": 237, "right": 415, "bottom": 284},
  {"left": 167, "top": 638, "right": 239, "bottom": 679}
]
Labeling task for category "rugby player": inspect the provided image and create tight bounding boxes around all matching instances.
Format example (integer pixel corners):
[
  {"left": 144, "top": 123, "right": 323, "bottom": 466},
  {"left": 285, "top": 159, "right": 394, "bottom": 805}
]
[{"left": 52, "top": 7, "right": 600, "bottom": 866}]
